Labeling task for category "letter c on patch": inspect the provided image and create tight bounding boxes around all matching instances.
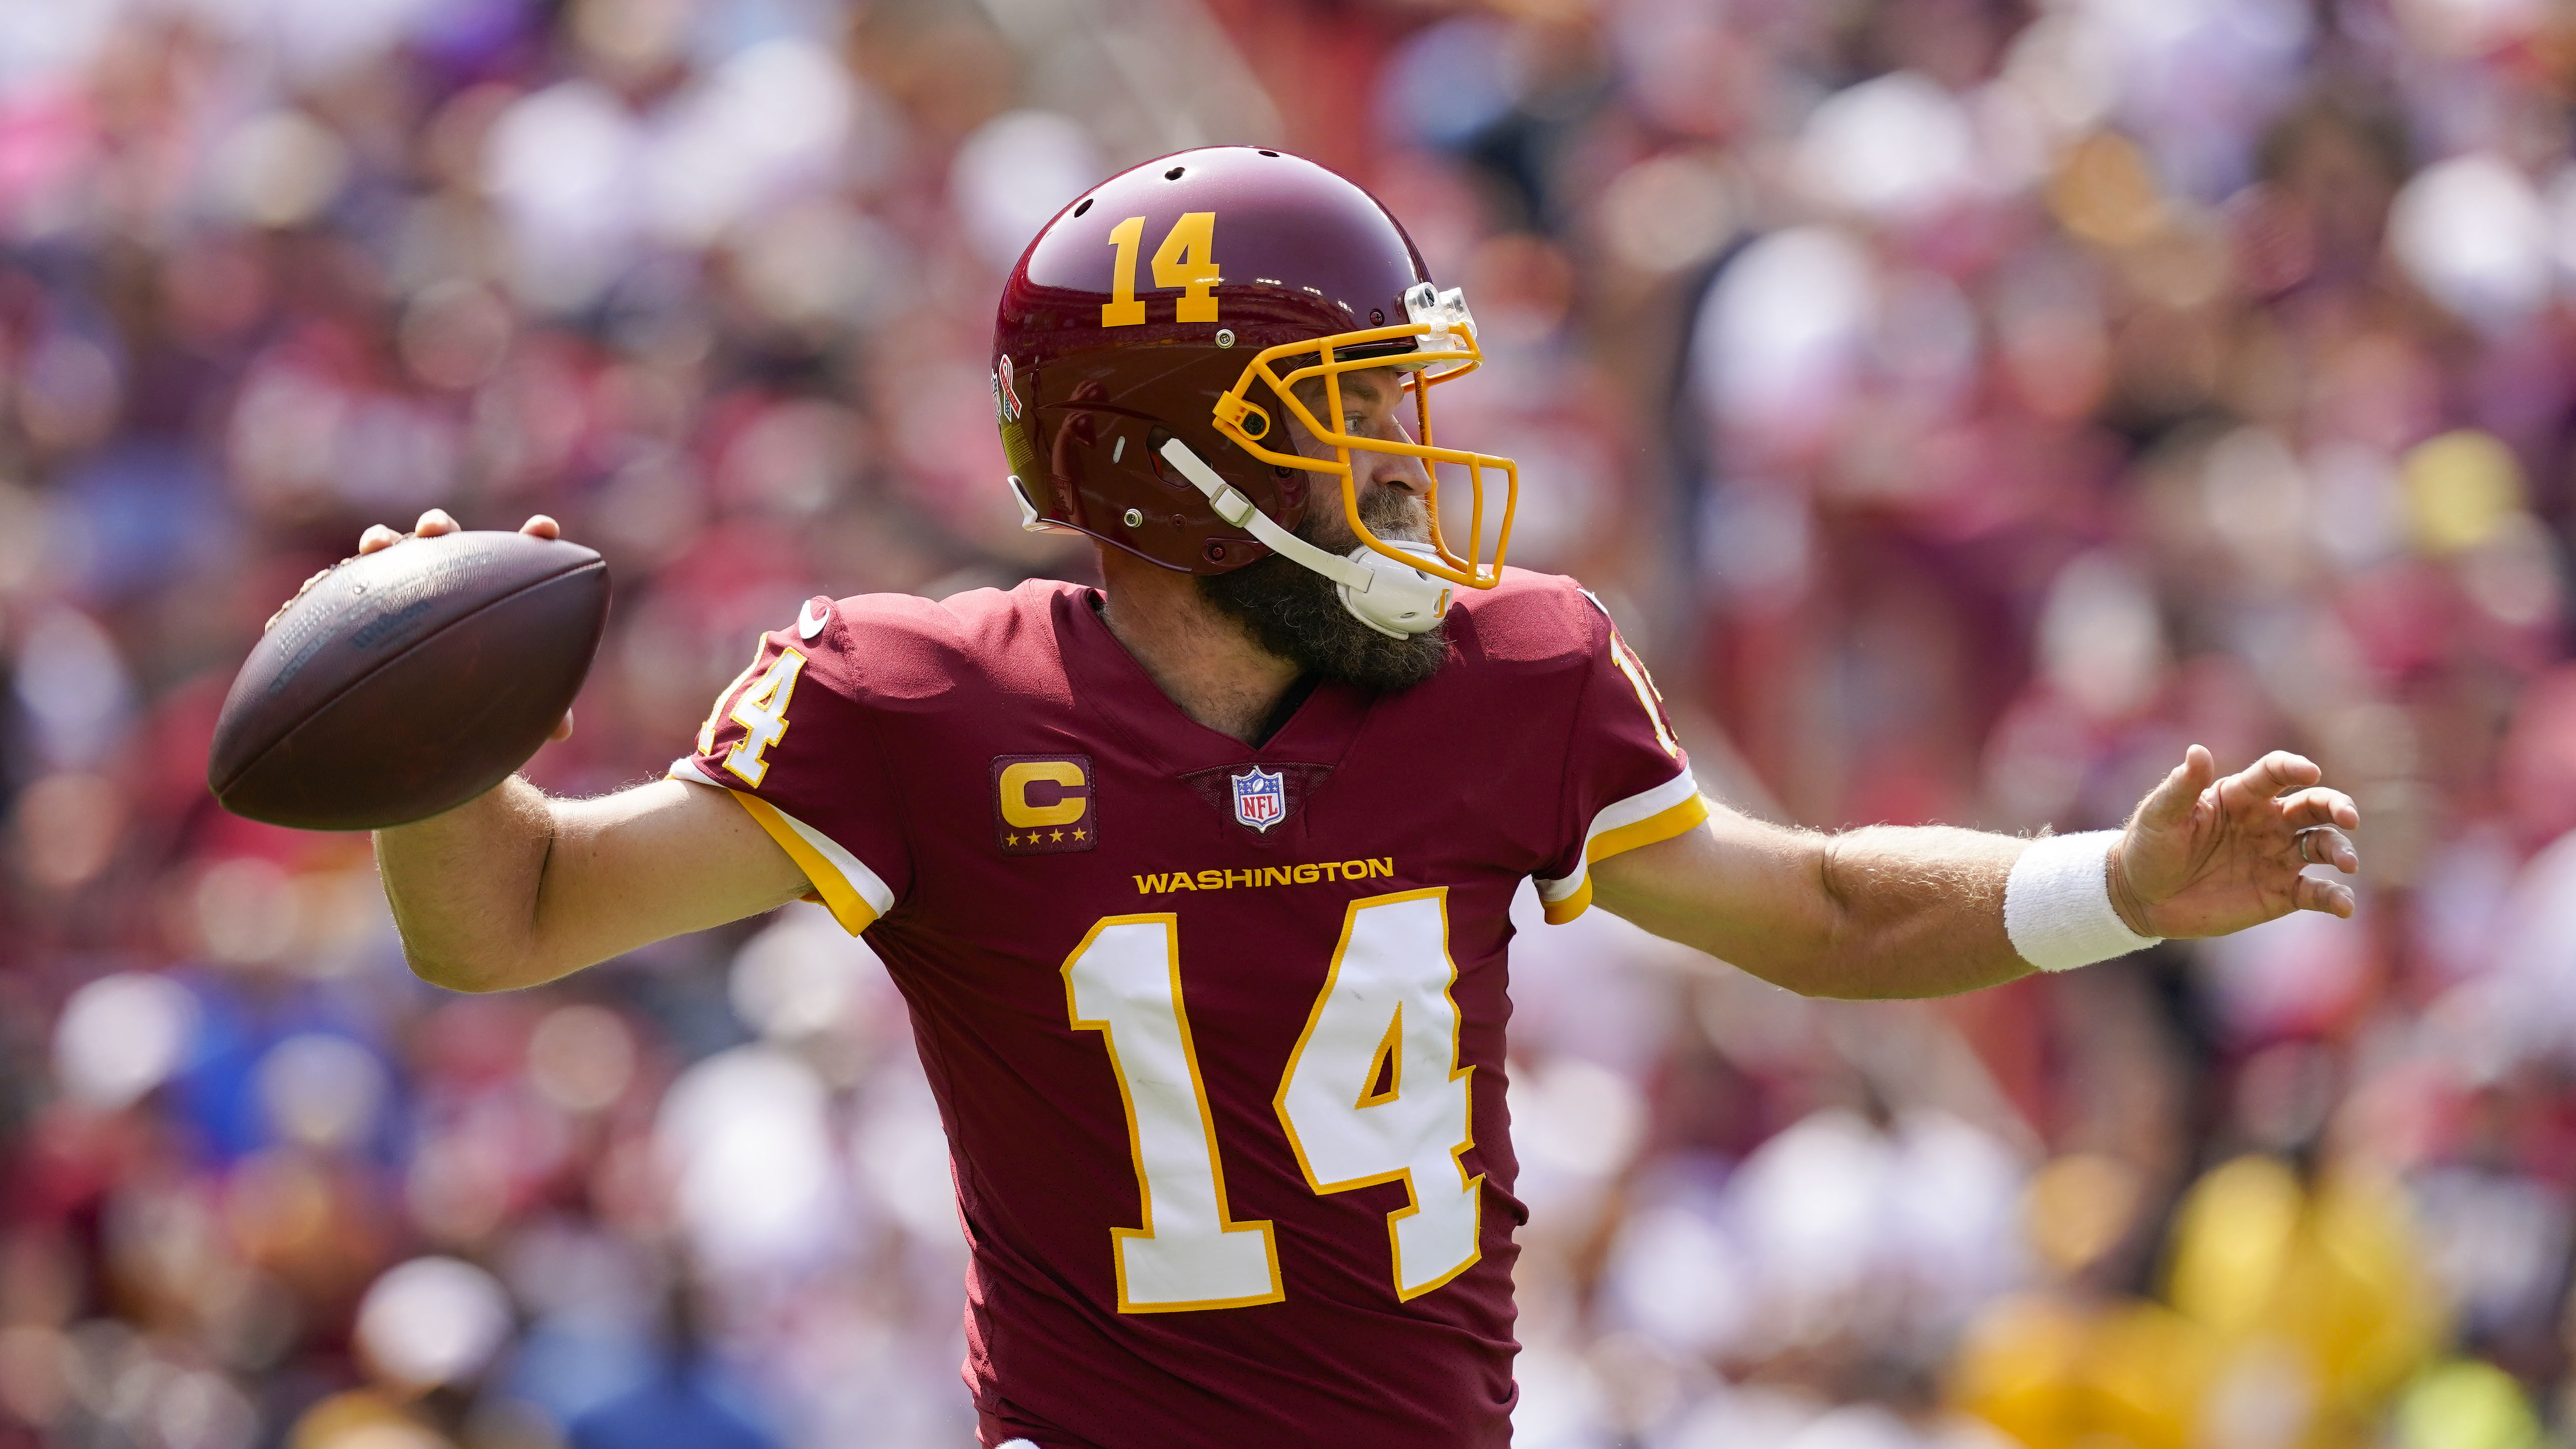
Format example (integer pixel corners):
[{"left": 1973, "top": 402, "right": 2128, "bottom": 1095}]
[{"left": 999, "top": 759, "right": 1089, "bottom": 828}]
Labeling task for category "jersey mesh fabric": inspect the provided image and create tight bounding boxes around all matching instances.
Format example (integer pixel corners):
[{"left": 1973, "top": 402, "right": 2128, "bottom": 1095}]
[{"left": 673, "top": 572, "right": 1704, "bottom": 1449}]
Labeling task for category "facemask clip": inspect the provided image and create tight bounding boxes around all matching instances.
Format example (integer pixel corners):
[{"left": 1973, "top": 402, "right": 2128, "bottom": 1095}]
[{"left": 1402, "top": 283, "right": 1475, "bottom": 356}]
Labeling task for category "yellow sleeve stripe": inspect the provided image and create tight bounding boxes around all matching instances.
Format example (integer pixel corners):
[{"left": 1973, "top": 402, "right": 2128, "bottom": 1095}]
[
  {"left": 1535, "top": 773, "right": 1709, "bottom": 926},
  {"left": 666, "top": 760, "right": 891, "bottom": 936},
  {"left": 1540, "top": 876, "right": 1595, "bottom": 927},
  {"left": 1590, "top": 791, "right": 1711, "bottom": 865},
  {"left": 729, "top": 793, "right": 880, "bottom": 935}
]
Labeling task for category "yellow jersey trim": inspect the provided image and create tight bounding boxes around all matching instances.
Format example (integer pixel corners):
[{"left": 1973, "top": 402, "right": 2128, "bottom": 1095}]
[
  {"left": 731, "top": 792, "right": 879, "bottom": 935},
  {"left": 1538, "top": 787, "right": 1710, "bottom": 926},
  {"left": 1590, "top": 791, "right": 1711, "bottom": 866},
  {"left": 667, "top": 759, "right": 887, "bottom": 936}
]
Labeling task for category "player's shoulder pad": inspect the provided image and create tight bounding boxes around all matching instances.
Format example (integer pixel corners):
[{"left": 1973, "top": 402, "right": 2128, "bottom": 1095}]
[
  {"left": 785, "top": 578, "right": 1075, "bottom": 705},
  {"left": 1442, "top": 566, "right": 1611, "bottom": 669}
]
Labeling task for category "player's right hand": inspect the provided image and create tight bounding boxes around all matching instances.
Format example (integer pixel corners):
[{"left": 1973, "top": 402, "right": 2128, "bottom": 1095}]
[
  {"left": 356, "top": 507, "right": 558, "bottom": 552},
  {"left": 352, "top": 509, "right": 576, "bottom": 742}
]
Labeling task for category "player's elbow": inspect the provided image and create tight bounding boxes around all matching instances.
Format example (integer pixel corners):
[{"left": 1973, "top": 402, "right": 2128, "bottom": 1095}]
[
  {"left": 1783, "top": 843, "right": 1861, "bottom": 984},
  {"left": 380, "top": 877, "right": 565, "bottom": 993},
  {"left": 1718, "top": 945, "right": 1871, "bottom": 1001},
  {"left": 401, "top": 948, "right": 499, "bottom": 994},
  {"left": 1779, "top": 967, "right": 1892, "bottom": 1001},
  {"left": 1740, "top": 842, "right": 1883, "bottom": 999},
  {"left": 398, "top": 939, "right": 542, "bottom": 994}
]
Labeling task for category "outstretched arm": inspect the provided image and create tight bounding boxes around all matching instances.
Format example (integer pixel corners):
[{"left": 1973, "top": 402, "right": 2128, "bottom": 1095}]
[{"left": 1589, "top": 746, "right": 2361, "bottom": 999}]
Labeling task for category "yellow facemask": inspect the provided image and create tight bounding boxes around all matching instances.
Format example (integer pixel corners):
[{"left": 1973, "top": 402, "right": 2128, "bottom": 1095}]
[{"left": 1207, "top": 283, "right": 1519, "bottom": 590}]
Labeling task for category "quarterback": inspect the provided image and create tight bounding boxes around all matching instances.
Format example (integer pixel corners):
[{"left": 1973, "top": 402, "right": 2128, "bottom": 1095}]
[{"left": 365, "top": 149, "right": 2359, "bottom": 1448}]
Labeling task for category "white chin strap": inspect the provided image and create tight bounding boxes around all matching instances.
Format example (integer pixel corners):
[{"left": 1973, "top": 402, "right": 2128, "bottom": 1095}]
[{"left": 1157, "top": 438, "right": 1452, "bottom": 638}]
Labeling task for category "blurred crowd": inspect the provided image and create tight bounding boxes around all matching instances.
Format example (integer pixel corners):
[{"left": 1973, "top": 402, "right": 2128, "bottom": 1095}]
[{"left": 5, "top": 0, "right": 2576, "bottom": 1445}]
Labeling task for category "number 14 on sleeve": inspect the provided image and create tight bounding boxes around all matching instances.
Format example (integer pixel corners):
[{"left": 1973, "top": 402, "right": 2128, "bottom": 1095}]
[{"left": 720, "top": 649, "right": 806, "bottom": 788}]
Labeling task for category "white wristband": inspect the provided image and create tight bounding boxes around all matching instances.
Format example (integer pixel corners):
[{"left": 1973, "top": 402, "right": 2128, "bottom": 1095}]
[{"left": 2004, "top": 831, "right": 2161, "bottom": 972}]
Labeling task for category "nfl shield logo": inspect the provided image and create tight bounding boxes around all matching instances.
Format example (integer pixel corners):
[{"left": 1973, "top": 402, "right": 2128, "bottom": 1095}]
[{"left": 1230, "top": 766, "right": 1286, "bottom": 833}]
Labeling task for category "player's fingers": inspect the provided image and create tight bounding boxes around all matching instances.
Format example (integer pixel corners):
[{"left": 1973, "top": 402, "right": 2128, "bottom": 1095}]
[
  {"left": 2294, "top": 871, "right": 2356, "bottom": 919},
  {"left": 520, "top": 514, "right": 560, "bottom": 539},
  {"left": 356, "top": 523, "right": 402, "bottom": 555},
  {"left": 549, "top": 709, "right": 574, "bottom": 742},
  {"left": 2279, "top": 788, "right": 2361, "bottom": 831},
  {"left": 2137, "top": 744, "right": 2217, "bottom": 829},
  {"left": 415, "top": 507, "right": 459, "bottom": 536},
  {"left": 2231, "top": 750, "right": 2323, "bottom": 802},
  {"left": 2294, "top": 825, "right": 2358, "bottom": 874}
]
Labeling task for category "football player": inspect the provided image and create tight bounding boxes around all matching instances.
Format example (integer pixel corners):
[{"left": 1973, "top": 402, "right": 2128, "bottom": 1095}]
[{"left": 362, "top": 149, "right": 2360, "bottom": 1448}]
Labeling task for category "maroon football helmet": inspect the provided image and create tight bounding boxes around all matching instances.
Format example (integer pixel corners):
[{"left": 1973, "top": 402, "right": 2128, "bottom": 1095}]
[{"left": 992, "top": 146, "right": 1518, "bottom": 635}]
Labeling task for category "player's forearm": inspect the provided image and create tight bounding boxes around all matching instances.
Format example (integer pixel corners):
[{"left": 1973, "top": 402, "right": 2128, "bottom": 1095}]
[
  {"left": 1798, "top": 825, "right": 2031, "bottom": 998},
  {"left": 374, "top": 776, "right": 564, "bottom": 992},
  {"left": 1592, "top": 815, "right": 2034, "bottom": 999}
]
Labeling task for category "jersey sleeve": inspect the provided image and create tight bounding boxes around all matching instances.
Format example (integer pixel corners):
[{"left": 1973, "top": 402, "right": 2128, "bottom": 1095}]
[
  {"left": 1531, "top": 593, "right": 1710, "bottom": 924},
  {"left": 668, "top": 596, "right": 909, "bottom": 935}
]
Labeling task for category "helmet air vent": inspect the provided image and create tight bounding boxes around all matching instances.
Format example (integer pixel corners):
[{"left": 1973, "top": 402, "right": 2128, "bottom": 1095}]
[
  {"left": 1258, "top": 150, "right": 1278, "bottom": 157},
  {"left": 1073, "top": 198, "right": 1092, "bottom": 217},
  {"left": 1164, "top": 166, "right": 1185, "bottom": 180}
]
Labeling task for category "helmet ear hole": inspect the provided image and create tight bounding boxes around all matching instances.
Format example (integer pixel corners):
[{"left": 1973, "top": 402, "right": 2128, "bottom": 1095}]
[{"left": 1147, "top": 428, "right": 1186, "bottom": 485}]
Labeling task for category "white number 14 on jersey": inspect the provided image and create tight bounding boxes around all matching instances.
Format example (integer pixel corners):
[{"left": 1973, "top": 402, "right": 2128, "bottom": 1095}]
[{"left": 1061, "top": 888, "right": 1483, "bottom": 1311}]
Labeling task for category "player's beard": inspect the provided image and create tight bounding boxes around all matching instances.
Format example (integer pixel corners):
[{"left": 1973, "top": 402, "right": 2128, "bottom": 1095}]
[{"left": 1198, "top": 486, "right": 1452, "bottom": 693}]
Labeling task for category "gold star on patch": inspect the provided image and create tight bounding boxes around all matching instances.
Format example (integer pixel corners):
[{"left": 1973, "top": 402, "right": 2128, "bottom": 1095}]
[
  {"left": 1073, "top": 828, "right": 1087, "bottom": 841},
  {"left": 1050, "top": 830, "right": 1065, "bottom": 842},
  {"left": 1004, "top": 834, "right": 1019, "bottom": 846}
]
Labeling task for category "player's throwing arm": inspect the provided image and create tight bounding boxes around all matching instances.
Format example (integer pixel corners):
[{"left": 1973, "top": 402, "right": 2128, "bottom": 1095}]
[{"left": 243, "top": 509, "right": 811, "bottom": 992}]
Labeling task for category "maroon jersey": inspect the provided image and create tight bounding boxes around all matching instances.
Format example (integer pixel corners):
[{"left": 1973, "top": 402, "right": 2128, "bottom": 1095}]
[{"left": 671, "top": 572, "right": 1704, "bottom": 1448}]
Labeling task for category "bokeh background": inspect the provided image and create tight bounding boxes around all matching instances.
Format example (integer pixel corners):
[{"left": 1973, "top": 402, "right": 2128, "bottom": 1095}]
[{"left": 2, "top": 0, "right": 2573, "bottom": 1445}]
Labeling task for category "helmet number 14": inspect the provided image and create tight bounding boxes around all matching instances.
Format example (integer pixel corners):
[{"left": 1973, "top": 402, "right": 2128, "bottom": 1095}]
[
  {"left": 1101, "top": 212, "right": 1221, "bottom": 328},
  {"left": 1061, "top": 887, "right": 1482, "bottom": 1312}
]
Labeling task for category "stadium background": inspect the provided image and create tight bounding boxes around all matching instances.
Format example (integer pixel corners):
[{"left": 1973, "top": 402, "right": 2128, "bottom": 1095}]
[{"left": 1, "top": 0, "right": 2572, "bottom": 1444}]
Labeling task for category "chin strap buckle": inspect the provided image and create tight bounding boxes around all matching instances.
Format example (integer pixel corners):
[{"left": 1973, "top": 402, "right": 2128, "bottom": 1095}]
[{"left": 1201, "top": 482, "right": 1256, "bottom": 529}]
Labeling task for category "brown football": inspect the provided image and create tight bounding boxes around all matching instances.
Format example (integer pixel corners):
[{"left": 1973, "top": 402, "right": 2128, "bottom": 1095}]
[{"left": 208, "top": 531, "right": 611, "bottom": 831}]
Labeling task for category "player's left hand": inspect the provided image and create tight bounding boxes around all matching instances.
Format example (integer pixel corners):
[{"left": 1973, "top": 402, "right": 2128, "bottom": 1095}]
[{"left": 2107, "top": 745, "right": 2359, "bottom": 939}]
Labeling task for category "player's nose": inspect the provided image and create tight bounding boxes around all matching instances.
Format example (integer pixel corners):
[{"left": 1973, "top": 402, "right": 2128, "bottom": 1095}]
[{"left": 1354, "top": 421, "right": 1432, "bottom": 496}]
